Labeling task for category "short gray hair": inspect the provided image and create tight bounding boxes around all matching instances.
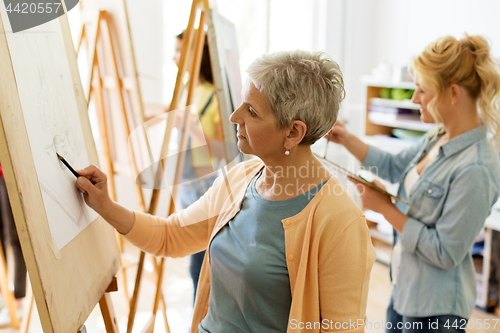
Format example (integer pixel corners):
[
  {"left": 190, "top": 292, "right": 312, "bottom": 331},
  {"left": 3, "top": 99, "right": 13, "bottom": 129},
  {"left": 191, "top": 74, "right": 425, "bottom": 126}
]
[{"left": 246, "top": 50, "right": 345, "bottom": 145}]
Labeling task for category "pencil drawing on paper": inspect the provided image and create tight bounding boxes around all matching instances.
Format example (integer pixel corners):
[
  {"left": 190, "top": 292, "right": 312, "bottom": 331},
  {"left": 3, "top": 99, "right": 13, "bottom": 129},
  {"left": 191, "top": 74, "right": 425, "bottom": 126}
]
[
  {"left": 5, "top": 25, "right": 97, "bottom": 251},
  {"left": 34, "top": 74, "right": 90, "bottom": 228}
]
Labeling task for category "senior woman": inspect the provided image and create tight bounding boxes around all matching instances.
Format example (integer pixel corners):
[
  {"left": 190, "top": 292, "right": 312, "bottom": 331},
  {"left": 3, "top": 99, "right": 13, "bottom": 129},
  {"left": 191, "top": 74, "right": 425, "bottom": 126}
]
[{"left": 76, "top": 50, "right": 376, "bottom": 333}]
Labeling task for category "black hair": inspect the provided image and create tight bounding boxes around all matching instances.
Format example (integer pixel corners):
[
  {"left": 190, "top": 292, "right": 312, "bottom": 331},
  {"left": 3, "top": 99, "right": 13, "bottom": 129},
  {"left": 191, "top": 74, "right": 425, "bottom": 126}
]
[{"left": 176, "top": 31, "right": 213, "bottom": 84}]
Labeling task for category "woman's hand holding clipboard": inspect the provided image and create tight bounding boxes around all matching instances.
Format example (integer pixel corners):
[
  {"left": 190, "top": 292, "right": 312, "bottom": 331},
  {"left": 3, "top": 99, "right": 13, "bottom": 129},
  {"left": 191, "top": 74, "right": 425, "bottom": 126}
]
[{"left": 315, "top": 154, "right": 410, "bottom": 206}]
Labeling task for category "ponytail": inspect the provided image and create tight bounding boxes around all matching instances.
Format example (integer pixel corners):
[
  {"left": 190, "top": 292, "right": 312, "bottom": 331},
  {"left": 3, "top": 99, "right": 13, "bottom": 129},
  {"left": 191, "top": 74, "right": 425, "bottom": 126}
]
[{"left": 412, "top": 34, "right": 500, "bottom": 148}]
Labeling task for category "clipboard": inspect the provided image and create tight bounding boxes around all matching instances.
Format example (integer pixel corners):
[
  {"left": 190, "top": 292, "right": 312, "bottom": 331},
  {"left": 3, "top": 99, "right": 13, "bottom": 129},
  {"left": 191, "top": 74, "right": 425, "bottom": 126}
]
[{"left": 315, "top": 153, "right": 411, "bottom": 205}]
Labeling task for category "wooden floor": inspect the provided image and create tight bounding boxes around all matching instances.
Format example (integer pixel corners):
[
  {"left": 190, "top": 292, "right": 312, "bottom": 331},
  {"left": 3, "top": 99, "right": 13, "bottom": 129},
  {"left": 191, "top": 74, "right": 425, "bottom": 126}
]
[{"left": 0, "top": 244, "right": 498, "bottom": 333}]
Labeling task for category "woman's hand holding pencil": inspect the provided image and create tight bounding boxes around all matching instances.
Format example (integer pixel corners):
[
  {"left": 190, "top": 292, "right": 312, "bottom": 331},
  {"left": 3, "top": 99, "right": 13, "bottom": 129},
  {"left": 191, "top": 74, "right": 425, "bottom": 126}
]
[
  {"left": 75, "top": 165, "right": 135, "bottom": 234},
  {"left": 75, "top": 165, "right": 110, "bottom": 214}
]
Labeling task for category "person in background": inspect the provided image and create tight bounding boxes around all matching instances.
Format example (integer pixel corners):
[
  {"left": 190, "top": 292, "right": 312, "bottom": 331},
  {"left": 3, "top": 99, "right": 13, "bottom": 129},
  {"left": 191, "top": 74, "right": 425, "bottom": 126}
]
[
  {"left": 0, "top": 164, "right": 27, "bottom": 327},
  {"left": 327, "top": 34, "right": 500, "bottom": 332},
  {"left": 75, "top": 50, "right": 376, "bottom": 333},
  {"left": 173, "top": 30, "right": 223, "bottom": 302}
]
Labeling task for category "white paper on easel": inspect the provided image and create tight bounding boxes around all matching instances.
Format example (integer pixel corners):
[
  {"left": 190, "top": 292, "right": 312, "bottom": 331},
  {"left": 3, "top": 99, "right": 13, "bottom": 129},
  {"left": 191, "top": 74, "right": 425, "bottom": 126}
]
[{"left": 0, "top": 13, "right": 97, "bottom": 252}]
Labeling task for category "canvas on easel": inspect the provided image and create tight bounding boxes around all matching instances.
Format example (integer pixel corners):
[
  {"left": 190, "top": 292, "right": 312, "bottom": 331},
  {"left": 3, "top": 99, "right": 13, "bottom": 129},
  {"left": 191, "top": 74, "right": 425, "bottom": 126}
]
[
  {"left": 0, "top": 3, "right": 121, "bottom": 333},
  {"left": 206, "top": 9, "right": 242, "bottom": 169}
]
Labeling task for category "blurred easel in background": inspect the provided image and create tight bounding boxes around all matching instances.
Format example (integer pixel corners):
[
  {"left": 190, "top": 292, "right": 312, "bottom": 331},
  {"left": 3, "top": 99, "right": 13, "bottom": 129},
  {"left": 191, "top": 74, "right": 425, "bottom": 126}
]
[{"left": 76, "top": 0, "right": 242, "bottom": 331}]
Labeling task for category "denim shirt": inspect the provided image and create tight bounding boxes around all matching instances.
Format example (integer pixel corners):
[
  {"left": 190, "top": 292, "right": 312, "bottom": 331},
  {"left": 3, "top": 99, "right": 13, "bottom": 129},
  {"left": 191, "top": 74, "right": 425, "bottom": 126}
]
[{"left": 362, "top": 125, "right": 500, "bottom": 319}]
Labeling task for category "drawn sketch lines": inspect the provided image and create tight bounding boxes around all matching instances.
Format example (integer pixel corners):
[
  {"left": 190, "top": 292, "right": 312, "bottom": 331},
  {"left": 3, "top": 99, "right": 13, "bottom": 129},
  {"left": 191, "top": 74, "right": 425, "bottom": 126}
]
[{"left": 3, "top": 16, "right": 97, "bottom": 251}]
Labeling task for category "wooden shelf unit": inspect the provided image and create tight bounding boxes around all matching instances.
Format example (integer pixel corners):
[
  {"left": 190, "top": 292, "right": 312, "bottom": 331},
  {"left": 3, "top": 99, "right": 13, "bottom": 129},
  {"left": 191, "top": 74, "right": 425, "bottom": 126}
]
[
  {"left": 365, "top": 85, "right": 393, "bottom": 136},
  {"left": 362, "top": 77, "right": 423, "bottom": 136}
]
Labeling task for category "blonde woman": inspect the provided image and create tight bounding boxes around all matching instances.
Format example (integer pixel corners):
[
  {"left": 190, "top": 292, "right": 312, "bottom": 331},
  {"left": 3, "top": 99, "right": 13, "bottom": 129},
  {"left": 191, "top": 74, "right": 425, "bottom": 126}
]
[
  {"left": 76, "top": 50, "right": 376, "bottom": 333},
  {"left": 327, "top": 34, "right": 500, "bottom": 332}
]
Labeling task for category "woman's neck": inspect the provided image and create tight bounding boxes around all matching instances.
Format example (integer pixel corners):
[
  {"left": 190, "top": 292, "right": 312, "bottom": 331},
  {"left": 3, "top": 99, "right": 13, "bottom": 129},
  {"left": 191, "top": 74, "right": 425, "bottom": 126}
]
[
  {"left": 441, "top": 102, "right": 482, "bottom": 140},
  {"left": 256, "top": 146, "right": 331, "bottom": 200}
]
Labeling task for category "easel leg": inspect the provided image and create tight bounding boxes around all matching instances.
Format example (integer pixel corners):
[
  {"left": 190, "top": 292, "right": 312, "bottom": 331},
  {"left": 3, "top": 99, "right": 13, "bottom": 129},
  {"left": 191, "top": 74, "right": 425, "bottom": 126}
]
[
  {"left": 99, "top": 292, "right": 120, "bottom": 333},
  {"left": 115, "top": 233, "right": 130, "bottom": 311},
  {"left": 100, "top": 277, "right": 120, "bottom": 333},
  {"left": 151, "top": 257, "right": 170, "bottom": 333},
  {"left": 140, "top": 257, "right": 167, "bottom": 333},
  {"left": 126, "top": 251, "right": 145, "bottom": 333},
  {"left": 159, "top": 294, "right": 170, "bottom": 333},
  {"left": 152, "top": 258, "right": 166, "bottom": 320},
  {"left": 0, "top": 242, "right": 20, "bottom": 329},
  {"left": 128, "top": 253, "right": 170, "bottom": 333}
]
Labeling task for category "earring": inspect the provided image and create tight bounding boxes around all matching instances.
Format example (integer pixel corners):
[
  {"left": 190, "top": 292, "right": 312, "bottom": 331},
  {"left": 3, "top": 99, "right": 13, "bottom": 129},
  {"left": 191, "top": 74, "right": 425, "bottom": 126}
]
[{"left": 285, "top": 149, "right": 290, "bottom": 155}]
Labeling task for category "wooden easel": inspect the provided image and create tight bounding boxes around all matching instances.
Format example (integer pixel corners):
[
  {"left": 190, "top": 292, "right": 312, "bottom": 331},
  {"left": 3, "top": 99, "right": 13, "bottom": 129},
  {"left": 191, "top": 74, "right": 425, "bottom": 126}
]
[
  {"left": 125, "top": 1, "right": 226, "bottom": 332},
  {"left": 77, "top": 1, "right": 239, "bottom": 332},
  {"left": 0, "top": 275, "right": 122, "bottom": 333},
  {"left": 95, "top": 277, "right": 121, "bottom": 333},
  {"left": 76, "top": 11, "right": 131, "bottom": 313},
  {"left": 77, "top": 9, "right": 152, "bottom": 207},
  {"left": 76, "top": 6, "right": 158, "bottom": 315},
  {"left": 0, "top": 1, "right": 123, "bottom": 331},
  {"left": 75, "top": 277, "right": 121, "bottom": 333},
  {"left": 76, "top": 3, "right": 172, "bottom": 332}
]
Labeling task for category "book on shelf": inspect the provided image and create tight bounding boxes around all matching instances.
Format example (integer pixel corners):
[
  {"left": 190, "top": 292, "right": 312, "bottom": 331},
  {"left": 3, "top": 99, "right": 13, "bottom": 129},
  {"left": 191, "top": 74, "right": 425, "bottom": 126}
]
[
  {"left": 368, "top": 105, "right": 421, "bottom": 121},
  {"left": 370, "top": 97, "right": 420, "bottom": 110}
]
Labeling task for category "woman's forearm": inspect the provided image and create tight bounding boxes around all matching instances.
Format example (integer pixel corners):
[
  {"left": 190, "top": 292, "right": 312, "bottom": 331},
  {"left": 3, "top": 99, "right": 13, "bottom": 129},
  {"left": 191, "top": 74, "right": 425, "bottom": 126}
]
[
  {"left": 100, "top": 200, "right": 135, "bottom": 235},
  {"left": 380, "top": 203, "right": 408, "bottom": 233},
  {"left": 342, "top": 133, "right": 369, "bottom": 163}
]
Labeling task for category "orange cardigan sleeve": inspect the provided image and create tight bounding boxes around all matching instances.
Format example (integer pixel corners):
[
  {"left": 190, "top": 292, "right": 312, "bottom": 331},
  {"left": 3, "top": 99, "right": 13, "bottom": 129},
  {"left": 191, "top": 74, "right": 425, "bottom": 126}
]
[{"left": 123, "top": 176, "right": 223, "bottom": 258}]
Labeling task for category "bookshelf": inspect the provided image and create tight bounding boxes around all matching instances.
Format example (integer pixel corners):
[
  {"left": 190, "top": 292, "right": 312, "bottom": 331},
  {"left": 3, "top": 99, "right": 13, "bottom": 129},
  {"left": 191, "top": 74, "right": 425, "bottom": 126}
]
[{"left": 361, "top": 76, "right": 436, "bottom": 136}]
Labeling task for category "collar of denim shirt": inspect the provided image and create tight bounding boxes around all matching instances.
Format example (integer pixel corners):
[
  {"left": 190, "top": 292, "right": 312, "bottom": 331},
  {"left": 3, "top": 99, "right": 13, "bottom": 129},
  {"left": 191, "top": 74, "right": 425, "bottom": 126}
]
[{"left": 437, "top": 125, "right": 488, "bottom": 157}]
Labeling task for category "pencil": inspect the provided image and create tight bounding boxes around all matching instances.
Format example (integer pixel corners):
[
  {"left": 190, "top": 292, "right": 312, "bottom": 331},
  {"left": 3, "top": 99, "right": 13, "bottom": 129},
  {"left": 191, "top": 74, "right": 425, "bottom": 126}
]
[{"left": 56, "top": 153, "right": 80, "bottom": 179}]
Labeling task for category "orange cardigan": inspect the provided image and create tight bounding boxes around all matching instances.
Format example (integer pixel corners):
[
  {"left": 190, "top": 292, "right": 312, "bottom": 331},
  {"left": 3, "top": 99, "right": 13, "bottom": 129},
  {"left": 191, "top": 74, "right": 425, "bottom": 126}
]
[{"left": 125, "top": 159, "right": 376, "bottom": 332}]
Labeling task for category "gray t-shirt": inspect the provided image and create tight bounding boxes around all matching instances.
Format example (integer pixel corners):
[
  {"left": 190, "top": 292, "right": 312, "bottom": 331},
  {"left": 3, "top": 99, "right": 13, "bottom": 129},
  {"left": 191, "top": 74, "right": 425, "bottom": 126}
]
[{"left": 199, "top": 169, "right": 327, "bottom": 333}]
